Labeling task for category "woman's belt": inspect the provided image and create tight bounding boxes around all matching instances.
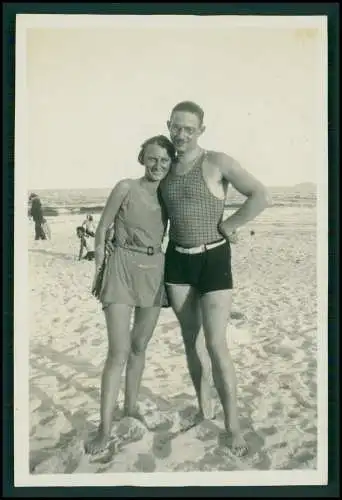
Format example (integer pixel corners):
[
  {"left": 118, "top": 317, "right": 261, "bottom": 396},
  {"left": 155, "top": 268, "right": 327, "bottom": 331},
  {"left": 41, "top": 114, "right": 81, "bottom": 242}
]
[{"left": 114, "top": 241, "right": 162, "bottom": 255}]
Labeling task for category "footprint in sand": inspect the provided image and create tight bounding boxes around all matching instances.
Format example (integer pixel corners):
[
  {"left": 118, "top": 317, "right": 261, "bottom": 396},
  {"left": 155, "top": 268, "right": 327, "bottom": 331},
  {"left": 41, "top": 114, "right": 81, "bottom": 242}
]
[
  {"left": 152, "top": 431, "right": 173, "bottom": 459},
  {"left": 74, "top": 323, "right": 88, "bottom": 334},
  {"left": 146, "top": 416, "right": 175, "bottom": 433},
  {"left": 116, "top": 416, "right": 148, "bottom": 441},
  {"left": 30, "top": 398, "right": 42, "bottom": 413},
  {"left": 150, "top": 416, "right": 174, "bottom": 459},
  {"left": 284, "top": 447, "right": 317, "bottom": 469},
  {"left": 259, "top": 425, "right": 278, "bottom": 436},
  {"left": 192, "top": 423, "right": 217, "bottom": 442},
  {"left": 133, "top": 453, "right": 156, "bottom": 472},
  {"left": 90, "top": 337, "right": 103, "bottom": 346},
  {"left": 250, "top": 450, "right": 272, "bottom": 470},
  {"left": 177, "top": 405, "right": 203, "bottom": 431},
  {"left": 238, "top": 430, "right": 264, "bottom": 456},
  {"left": 230, "top": 311, "right": 246, "bottom": 320},
  {"left": 32, "top": 454, "right": 66, "bottom": 474}
]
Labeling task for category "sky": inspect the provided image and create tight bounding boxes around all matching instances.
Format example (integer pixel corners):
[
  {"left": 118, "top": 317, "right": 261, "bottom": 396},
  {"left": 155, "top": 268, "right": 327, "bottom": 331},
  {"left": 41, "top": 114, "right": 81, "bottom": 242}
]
[{"left": 19, "top": 15, "right": 327, "bottom": 190}]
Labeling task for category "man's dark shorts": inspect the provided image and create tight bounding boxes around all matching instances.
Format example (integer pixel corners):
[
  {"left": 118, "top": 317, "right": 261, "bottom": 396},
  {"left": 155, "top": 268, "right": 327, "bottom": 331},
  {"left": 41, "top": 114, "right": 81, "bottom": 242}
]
[{"left": 164, "top": 239, "right": 233, "bottom": 295}]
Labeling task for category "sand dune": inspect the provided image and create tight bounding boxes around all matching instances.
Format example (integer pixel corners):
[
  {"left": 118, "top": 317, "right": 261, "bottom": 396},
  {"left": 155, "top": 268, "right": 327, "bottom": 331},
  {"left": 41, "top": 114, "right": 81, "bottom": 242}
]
[{"left": 27, "top": 207, "right": 318, "bottom": 476}]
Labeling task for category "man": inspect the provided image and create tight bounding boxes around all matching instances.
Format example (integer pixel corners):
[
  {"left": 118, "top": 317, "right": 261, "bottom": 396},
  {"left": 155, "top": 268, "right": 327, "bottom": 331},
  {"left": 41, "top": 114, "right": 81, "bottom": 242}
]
[
  {"left": 160, "top": 101, "right": 271, "bottom": 456},
  {"left": 29, "top": 193, "right": 47, "bottom": 240}
]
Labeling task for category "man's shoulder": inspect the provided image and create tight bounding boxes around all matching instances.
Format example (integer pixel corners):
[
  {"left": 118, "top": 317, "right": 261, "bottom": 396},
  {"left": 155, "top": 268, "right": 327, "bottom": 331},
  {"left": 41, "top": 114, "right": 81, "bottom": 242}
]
[{"left": 205, "top": 150, "right": 236, "bottom": 170}]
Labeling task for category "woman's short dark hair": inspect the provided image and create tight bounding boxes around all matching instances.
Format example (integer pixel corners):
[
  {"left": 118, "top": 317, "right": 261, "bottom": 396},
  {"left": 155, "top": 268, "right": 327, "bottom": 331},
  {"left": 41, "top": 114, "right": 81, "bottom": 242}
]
[
  {"left": 138, "top": 135, "right": 176, "bottom": 165},
  {"left": 76, "top": 226, "right": 85, "bottom": 236}
]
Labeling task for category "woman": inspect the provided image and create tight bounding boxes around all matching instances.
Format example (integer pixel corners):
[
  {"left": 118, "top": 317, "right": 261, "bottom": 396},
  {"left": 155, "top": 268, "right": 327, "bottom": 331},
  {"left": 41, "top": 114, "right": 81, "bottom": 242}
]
[{"left": 85, "top": 135, "right": 175, "bottom": 455}]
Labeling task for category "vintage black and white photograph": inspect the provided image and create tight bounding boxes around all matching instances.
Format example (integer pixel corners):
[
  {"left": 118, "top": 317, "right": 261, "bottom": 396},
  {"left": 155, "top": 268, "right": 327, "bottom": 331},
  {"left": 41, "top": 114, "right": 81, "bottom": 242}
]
[{"left": 14, "top": 13, "right": 328, "bottom": 487}]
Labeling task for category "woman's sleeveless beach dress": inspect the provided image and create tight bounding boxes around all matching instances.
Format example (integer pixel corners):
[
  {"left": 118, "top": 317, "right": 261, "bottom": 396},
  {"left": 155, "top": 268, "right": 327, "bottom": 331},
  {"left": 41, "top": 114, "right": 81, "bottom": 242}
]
[{"left": 100, "top": 182, "right": 166, "bottom": 308}]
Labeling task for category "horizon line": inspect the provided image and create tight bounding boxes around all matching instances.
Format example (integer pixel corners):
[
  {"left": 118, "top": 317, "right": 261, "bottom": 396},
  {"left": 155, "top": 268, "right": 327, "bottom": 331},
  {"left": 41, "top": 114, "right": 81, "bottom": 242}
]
[{"left": 28, "top": 181, "right": 317, "bottom": 191}]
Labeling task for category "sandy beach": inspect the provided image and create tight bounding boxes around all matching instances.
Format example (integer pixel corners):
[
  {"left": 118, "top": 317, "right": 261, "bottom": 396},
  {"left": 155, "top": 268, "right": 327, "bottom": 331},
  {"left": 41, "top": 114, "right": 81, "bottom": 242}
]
[{"left": 27, "top": 206, "right": 318, "bottom": 475}]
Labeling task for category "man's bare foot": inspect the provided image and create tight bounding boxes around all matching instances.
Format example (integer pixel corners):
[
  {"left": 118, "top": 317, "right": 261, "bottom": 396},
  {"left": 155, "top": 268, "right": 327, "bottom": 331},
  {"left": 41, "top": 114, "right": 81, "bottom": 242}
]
[
  {"left": 230, "top": 432, "right": 248, "bottom": 457},
  {"left": 84, "top": 429, "right": 110, "bottom": 455}
]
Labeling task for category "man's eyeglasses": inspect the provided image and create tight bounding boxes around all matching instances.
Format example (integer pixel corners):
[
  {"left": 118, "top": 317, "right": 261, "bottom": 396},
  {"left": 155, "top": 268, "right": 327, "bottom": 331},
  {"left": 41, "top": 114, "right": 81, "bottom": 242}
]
[{"left": 169, "top": 124, "right": 197, "bottom": 136}]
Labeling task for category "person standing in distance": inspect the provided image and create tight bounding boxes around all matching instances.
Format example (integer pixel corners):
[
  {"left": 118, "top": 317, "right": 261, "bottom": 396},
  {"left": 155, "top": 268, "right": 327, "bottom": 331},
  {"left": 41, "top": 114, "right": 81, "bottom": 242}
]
[
  {"left": 29, "top": 193, "right": 47, "bottom": 240},
  {"left": 160, "top": 101, "right": 271, "bottom": 456}
]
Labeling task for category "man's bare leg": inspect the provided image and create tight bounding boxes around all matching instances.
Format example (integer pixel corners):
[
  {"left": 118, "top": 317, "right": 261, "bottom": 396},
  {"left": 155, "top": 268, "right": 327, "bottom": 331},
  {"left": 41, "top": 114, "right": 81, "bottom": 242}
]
[
  {"left": 200, "top": 290, "right": 248, "bottom": 456},
  {"left": 166, "top": 284, "right": 214, "bottom": 420},
  {"left": 84, "top": 304, "right": 132, "bottom": 455},
  {"left": 124, "top": 306, "right": 161, "bottom": 422}
]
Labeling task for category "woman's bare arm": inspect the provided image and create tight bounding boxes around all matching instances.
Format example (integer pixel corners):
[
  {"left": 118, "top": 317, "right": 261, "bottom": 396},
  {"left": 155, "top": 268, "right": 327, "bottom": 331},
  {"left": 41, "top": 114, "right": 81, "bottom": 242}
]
[{"left": 94, "top": 180, "right": 131, "bottom": 268}]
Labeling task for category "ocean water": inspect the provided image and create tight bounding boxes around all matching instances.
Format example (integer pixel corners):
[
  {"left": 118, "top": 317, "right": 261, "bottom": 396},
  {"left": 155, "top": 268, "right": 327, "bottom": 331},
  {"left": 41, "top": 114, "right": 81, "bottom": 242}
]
[{"left": 28, "top": 183, "right": 316, "bottom": 217}]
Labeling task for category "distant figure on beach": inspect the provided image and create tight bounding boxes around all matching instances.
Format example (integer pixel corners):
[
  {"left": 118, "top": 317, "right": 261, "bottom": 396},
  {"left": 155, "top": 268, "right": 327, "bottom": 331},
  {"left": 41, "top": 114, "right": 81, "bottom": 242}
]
[
  {"left": 76, "top": 226, "right": 95, "bottom": 261},
  {"left": 82, "top": 214, "right": 96, "bottom": 237},
  {"left": 250, "top": 230, "right": 255, "bottom": 236},
  {"left": 29, "top": 193, "right": 49, "bottom": 240},
  {"left": 160, "top": 101, "right": 271, "bottom": 456},
  {"left": 84, "top": 135, "right": 175, "bottom": 455}
]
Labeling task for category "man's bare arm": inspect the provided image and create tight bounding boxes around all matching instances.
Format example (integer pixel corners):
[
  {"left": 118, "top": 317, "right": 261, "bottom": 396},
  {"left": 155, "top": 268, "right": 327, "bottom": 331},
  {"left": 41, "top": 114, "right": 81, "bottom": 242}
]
[{"left": 215, "top": 153, "right": 272, "bottom": 236}]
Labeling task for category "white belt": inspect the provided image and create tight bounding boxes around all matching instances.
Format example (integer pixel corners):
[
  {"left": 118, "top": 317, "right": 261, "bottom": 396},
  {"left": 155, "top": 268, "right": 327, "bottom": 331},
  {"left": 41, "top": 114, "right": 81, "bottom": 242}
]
[{"left": 174, "top": 239, "right": 226, "bottom": 255}]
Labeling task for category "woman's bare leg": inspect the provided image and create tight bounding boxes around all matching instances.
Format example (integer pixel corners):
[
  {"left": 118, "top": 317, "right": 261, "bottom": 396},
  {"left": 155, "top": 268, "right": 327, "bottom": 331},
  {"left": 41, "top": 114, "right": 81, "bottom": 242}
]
[
  {"left": 85, "top": 304, "right": 132, "bottom": 454},
  {"left": 124, "top": 306, "right": 161, "bottom": 419}
]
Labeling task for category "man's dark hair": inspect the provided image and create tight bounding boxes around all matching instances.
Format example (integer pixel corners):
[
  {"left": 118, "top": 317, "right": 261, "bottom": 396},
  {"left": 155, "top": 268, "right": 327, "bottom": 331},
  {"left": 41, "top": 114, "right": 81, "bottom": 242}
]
[
  {"left": 170, "top": 101, "right": 204, "bottom": 125},
  {"left": 138, "top": 134, "right": 176, "bottom": 165}
]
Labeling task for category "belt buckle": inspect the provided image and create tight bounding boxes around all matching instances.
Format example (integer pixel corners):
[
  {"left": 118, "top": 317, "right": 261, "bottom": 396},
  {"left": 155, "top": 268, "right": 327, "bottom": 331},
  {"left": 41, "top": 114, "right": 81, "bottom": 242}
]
[{"left": 147, "top": 246, "right": 154, "bottom": 255}]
